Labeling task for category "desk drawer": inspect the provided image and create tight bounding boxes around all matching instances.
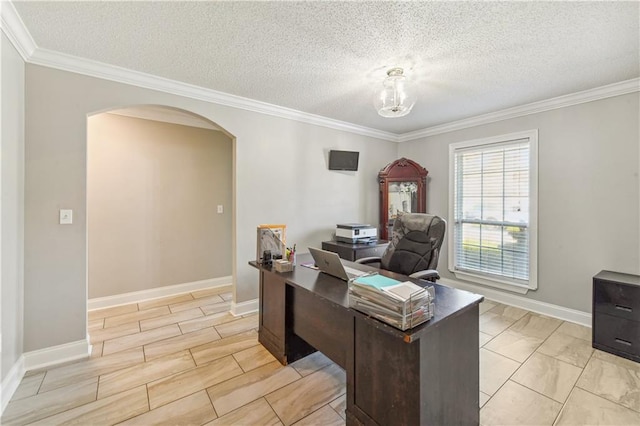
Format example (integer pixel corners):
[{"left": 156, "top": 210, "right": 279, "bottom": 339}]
[
  {"left": 321, "top": 243, "right": 355, "bottom": 261},
  {"left": 354, "top": 245, "right": 388, "bottom": 260},
  {"left": 594, "top": 280, "right": 640, "bottom": 322},
  {"left": 594, "top": 313, "right": 640, "bottom": 358},
  {"left": 321, "top": 241, "right": 389, "bottom": 262}
]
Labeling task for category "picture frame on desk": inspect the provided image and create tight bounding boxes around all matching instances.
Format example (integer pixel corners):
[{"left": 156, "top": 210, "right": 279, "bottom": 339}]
[{"left": 256, "top": 224, "right": 286, "bottom": 262}]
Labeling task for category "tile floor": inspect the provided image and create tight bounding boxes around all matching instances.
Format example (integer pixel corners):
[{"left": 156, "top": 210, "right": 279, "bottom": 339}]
[{"left": 3, "top": 287, "right": 640, "bottom": 425}]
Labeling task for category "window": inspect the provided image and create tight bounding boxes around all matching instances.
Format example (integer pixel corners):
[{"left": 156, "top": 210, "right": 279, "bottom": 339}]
[{"left": 448, "top": 130, "right": 538, "bottom": 293}]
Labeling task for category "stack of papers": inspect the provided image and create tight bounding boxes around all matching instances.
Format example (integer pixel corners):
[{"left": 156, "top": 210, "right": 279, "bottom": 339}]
[{"left": 349, "top": 274, "right": 435, "bottom": 330}]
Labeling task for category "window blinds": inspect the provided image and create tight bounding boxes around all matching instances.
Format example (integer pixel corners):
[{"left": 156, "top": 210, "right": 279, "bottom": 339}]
[{"left": 453, "top": 138, "right": 531, "bottom": 283}]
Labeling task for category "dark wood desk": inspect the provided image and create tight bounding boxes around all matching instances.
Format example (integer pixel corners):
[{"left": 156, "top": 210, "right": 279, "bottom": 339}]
[{"left": 250, "top": 254, "right": 483, "bottom": 425}]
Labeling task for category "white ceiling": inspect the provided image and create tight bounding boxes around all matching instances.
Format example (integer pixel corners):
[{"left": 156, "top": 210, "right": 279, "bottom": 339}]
[{"left": 11, "top": 1, "right": 640, "bottom": 135}]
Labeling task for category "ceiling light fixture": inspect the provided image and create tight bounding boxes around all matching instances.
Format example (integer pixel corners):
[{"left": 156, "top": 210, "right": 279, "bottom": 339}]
[{"left": 374, "top": 67, "right": 416, "bottom": 118}]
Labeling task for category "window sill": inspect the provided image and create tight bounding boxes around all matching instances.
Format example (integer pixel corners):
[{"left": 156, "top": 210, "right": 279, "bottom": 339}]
[{"left": 450, "top": 270, "right": 534, "bottom": 295}]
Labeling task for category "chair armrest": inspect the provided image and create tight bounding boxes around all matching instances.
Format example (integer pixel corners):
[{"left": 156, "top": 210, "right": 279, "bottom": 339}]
[
  {"left": 355, "top": 256, "right": 382, "bottom": 265},
  {"left": 409, "top": 269, "right": 440, "bottom": 282}
]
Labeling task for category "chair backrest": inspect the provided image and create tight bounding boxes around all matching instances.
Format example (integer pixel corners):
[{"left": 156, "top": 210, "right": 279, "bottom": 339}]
[{"left": 380, "top": 213, "right": 446, "bottom": 276}]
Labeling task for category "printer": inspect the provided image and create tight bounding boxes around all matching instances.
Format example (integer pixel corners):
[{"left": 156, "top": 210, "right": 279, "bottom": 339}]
[{"left": 335, "top": 223, "right": 378, "bottom": 244}]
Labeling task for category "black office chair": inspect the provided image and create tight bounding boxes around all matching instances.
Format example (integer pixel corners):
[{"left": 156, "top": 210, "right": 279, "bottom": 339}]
[{"left": 357, "top": 213, "right": 446, "bottom": 282}]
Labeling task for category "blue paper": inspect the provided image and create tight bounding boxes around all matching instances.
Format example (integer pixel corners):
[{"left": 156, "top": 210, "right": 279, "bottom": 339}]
[{"left": 354, "top": 274, "right": 400, "bottom": 289}]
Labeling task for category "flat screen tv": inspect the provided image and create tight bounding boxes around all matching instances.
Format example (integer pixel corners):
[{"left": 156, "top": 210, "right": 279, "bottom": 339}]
[{"left": 329, "top": 150, "right": 359, "bottom": 171}]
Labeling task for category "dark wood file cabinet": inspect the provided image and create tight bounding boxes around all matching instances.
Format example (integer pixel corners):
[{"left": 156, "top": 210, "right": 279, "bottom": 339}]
[{"left": 593, "top": 270, "right": 640, "bottom": 362}]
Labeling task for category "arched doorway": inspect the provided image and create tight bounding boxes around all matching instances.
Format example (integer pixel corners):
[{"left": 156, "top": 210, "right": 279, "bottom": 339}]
[{"left": 85, "top": 105, "right": 235, "bottom": 355}]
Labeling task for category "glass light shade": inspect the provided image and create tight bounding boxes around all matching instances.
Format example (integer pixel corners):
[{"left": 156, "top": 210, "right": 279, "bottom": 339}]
[{"left": 374, "top": 68, "right": 417, "bottom": 118}]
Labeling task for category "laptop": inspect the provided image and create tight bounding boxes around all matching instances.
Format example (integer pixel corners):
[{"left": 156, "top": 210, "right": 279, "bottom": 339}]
[{"left": 308, "top": 247, "right": 369, "bottom": 281}]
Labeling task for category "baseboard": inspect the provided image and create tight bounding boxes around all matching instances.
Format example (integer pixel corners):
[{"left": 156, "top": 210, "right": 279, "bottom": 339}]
[
  {"left": 88, "top": 277, "right": 232, "bottom": 311},
  {"left": 22, "top": 338, "right": 90, "bottom": 372},
  {"left": 230, "top": 298, "right": 259, "bottom": 316},
  {"left": 438, "top": 277, "right": 592, "bottom": 327},
  {"left": 1, "top": 338, "right": 91, "bottom": 414},
  {"left": 1, "top": 355, "right": 25, "bottom": 415}
]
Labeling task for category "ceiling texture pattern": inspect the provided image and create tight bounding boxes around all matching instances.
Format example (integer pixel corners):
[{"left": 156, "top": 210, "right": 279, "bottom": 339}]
[{"left": 10, "top": 1, "right": 640, "bottom": 135}]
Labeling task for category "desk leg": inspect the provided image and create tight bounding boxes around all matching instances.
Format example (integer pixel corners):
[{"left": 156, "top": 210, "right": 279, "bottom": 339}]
[
  {"left": 259, "top": 270, "right": 287, "bottom": 364},
  {"left": 258, "top": 270, "right": 315, "bottom": 365}
]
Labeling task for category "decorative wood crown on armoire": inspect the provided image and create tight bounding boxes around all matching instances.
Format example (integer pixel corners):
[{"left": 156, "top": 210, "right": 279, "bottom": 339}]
[{"left": 378, "top": 158, "right": 428, "bottom": 240}]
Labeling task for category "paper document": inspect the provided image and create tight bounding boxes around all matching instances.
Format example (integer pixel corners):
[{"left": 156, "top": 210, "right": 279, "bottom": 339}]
[
  {"left": 381, "top": 281, "right": 427, "bottom": 301},
  {"left": 349, "top": 278, "right": 436, "bottom": 331}
]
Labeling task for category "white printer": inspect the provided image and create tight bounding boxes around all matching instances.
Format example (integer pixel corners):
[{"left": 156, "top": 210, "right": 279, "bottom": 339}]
[{"left": 335, "top": 223, "right": 378, "bottom": 244}]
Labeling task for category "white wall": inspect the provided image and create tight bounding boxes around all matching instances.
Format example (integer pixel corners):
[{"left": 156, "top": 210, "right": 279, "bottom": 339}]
[
  {"left": 87, "top": 113, "right": 233, "bottom": 298},
  {"left": 399, "top": 93, "right": 640, "bottom": 313},
  {"left": 24, "top": 64, "right": 397, "bottom": 352},
  {"left": 1, "top": 33, "right": 25, "bottom": 381}
]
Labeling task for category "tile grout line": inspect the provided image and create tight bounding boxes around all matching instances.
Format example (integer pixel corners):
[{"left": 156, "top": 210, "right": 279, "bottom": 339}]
[
  {"left": 15, "top": 294, "right": 612, "bottom": 425},
  {"left": 139, "top": 308, "right": 207, "bottom": 333},
  {"left": 203, "top": 383, "right": 220, "bottom": 420},
  {"left": 230, "top": 352, "right": 249, "bottom": 374},
  {"left": 104, "top": 319, "right": 231, "bottom": 358},
  {"left": 481, "top": 316, "right": 595, "bottom": 424},
  {"left": 144, "top": 325, "right": 236, "bottom": 361},
  {"left": 327, "top": 392, "right": 347, "bottom": 419},
  {"left": 167, "top": 295, "right": 227, "bottom": 315},
  {"left": 480, "top": 316, "right": 568, "bottom": 412},
  {"left": 94, "top": 287, "right": 230, "bottom": 323},
  {"left": 144, "top": 383, "right": 152, "bottom": 420},
  {"left": 578, "top": 384, "right": 640, "bottom": 414},
  {"left": 263, "top": 362, "right": 344, "bottom": 424},
  {"left": 96, "top": 308, "right": 220, "bottom": 345},
  {"left": 36, "top": 370, "right": 47, "bottom": 396},
  {"left": 262, "top": 394, "right": 287, "bottom": 425},
  {"left": 573, "top": 352, "right": 640, "bottom": 415},
  {"left": 253, "top": 364, "right": 309, "bottom": 421},
  {"left": 147, "top": 354, "right": 245, "bottom": 413},
  {"left": 8, "top": 289, "right": 239, "bottom": 425},
  {"left": 27, "top": 376, "right": 102, "bottom": 425},
  {"left": 551, "top": 386, "right": 577, "bottom": 426}
]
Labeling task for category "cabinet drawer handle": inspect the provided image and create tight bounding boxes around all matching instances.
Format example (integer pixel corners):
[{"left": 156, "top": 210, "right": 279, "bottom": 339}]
[
  {"left": 615, "top": 305, "right": 633, "bottom": 313},
  {"left": 615, "top": 338, "right": 633, "bottom": 347}
]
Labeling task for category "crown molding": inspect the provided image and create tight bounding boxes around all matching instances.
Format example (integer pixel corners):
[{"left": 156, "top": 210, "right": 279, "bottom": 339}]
[
  {"left": 28, "top": 48, "right": 398, "bottom": 142},
  {"left": 0, "top": 0, "right": 36, "bottom": 60},
  {"left": 1, "top": 1, "right": 397, "bottom": 141},
  {"left": 23, "top": 46, "right": 640, "bottom": 145},
  {"left": 3, "top": 1, "right": 637, "bottom": 144},
  {"left": 398, "top": 78, "right": 640, "bottom": 142}
]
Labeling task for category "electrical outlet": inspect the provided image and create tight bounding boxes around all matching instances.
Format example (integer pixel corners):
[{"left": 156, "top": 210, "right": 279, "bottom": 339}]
[{"left": 60, "top": 209, "right": 73, "bottom": 224}]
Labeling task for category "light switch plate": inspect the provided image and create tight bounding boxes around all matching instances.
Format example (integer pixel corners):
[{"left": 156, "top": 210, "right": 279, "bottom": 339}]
[
  {"left": 60, "top": 209, "right": 73, "bottom": 224},
  {"left": 217, "top": 205, "right": 224, "bottom": 214}
]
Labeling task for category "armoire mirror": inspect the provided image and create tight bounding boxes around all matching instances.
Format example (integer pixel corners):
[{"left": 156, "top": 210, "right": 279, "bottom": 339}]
[{"left": 378, "top": 158, "right": 428, "bottom": 240}]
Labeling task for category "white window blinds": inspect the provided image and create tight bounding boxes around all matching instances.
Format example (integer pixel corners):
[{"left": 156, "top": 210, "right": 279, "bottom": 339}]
[{"left": 451, "top": 135, "right": 536, "bottom": 289}]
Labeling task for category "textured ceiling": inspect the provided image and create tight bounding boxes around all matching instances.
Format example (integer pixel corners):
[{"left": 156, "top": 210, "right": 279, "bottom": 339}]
[{"left": 12, "top": 1, "right": 640, "bottom": 134}]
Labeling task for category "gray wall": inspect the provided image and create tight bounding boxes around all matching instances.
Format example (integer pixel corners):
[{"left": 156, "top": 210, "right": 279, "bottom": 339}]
[
  {"left": 17, "top": 49, "right": 637, "bottom": 356},
  {"left": 24, "top": 64, "right": 397, "bottom": 351},
  {"left": 1, "top": 33, "right": 25, "bottom": 381},
  {"left": 399, "top": 93, "right": 640, "bottom": 312},
  {"left": 87, "top": 113, "right": 233, "bottom": 299}
]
